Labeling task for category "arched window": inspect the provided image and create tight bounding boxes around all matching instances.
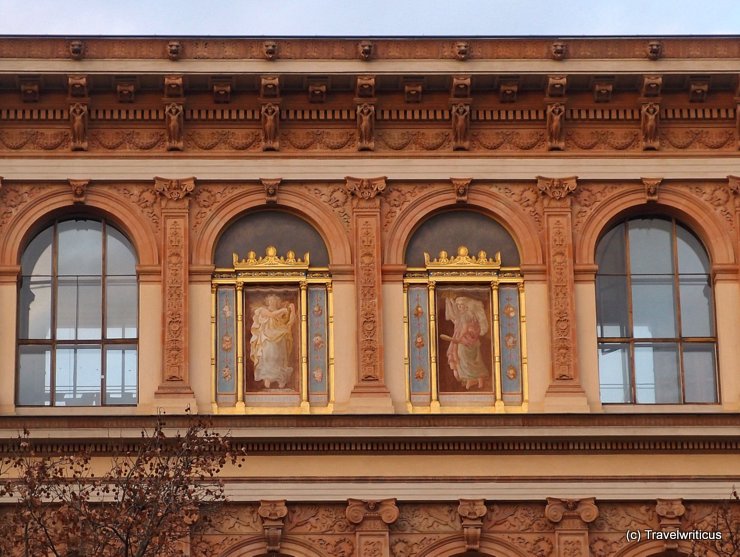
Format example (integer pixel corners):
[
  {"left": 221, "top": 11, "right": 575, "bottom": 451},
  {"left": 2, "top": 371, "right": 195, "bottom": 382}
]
[
  {"left": 596, "top": 217, "right": 717, "bottom": 404},
  {"left": 17, "top": 219, "right": 138, "bottom": 406},
  {"left": 212, "top": 211, "right": 333, "bottom": 413},
  {"left": 403, "top": 211, "right": 526, "bottom": 412}
]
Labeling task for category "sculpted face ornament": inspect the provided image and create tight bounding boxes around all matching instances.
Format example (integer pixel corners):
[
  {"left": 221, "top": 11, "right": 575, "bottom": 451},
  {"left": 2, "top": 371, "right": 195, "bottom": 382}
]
[
  {"left": 69, "top": 40, "right": 84, "bottom": 60},
  {"left": 551, "top": 41, "right": 567, "bottom": 60},
  {"left": 358, "top": 41, "right": 374, "bottom": 61},
  {"left": 455, "top": 41, "right": 470, "bottom": 61},
  {"left": 263, "top": 40, "right": 278, "bottom": 60},
  {"left": 167, "top": 41, "right": 181, "bottom": 61},
  {"left": 647, "top": 40, "right": 663, "bottom": 60}
]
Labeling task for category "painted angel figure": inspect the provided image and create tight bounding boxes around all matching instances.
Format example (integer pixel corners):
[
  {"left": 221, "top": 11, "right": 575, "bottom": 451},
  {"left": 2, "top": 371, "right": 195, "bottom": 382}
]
[
  {"left": 440, "top": 295, "right": 489, "bottom": 389},
  {"left": 249, "top": 294, "right": 296, "bottom": 389}
]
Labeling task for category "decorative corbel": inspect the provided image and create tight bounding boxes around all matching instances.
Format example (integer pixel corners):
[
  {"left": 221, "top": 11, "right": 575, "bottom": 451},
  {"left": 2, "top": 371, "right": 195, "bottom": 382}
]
[
  {"left": 20, "top": 80, "right": 39, "bottom": 103},
  {"left": 404, "top": 82, "right": 422, "bottom": 103},
  {"left": 69, "top": 179, "right": 89, "bottom": 204},
  {"left": 309, "top": 81, "right": 327, "bottom": 103},
  {"left": 69, "top": 103, "right": 89, "bottom": 151},
  {"left": 260, "top": 76, "right": 280, "bottom": 99},
  {"left": 593, "top": 81, "right": 613, "bottom": 103},
  {"left": 642, "top": 177, "right": 662, "bottom": 202},
  {"left": 212, "top": 81, "right": 231, "bottom": 104},
  {"left": 165, "top": 102, "right": 184, "bottom": 151},
  {"left": 546, "top": 75, "right": 567, "bottom": 98},
  {"left": 262, "top": 178, "right": 281, "bottom": 204},
  {"left": 358, "top": 41, "right": 374, "bottom": 61},
  {"left": 258, "top": 500, "right": 288, "bottom": 554},
  {"left": 356, "top": 75, "right": 376, "bottom": 99},
  {"left": 356, "top": 103, "right": 375, "bottom": 151},
  {"left": 656, "top": 499, "right": 686, "bottom": 552},
  {"left": 69, "top": 40, "right": 84, "bottom": 60},
  {"left": 641, "top": 102, "right": 660, "bottom": 150},
  {"left": 451, "top": 75, "right": 471, "bottom": 99},
  {"left": 116, "top": 81, "right": 136, "bottom": 103},
  {"left": 457, "top": 499, "right": 487, "bottom": 551},
  {"left": 499, "top": 80, "right": 518, "bottom": 103},
  {"left": 689, "top": 78, "right": 709, "bottom": 103},
  {"left": 546, "top": 102, "right": 565, "bottom": 151},
  {"left": 647, "top": 40, "right": 663, "bottom": 60},
  {"left": 451, "top": 177, "right": 472, "bottom": 203},
  {"left": 641, "top": 75, "right": 662, "bottom": 98},
  {"left": 454, "top": 41, "right": 470, "bottom": 61},
  {"left": 537, "top": 176, "right": 577, "bottom": 201},
  {"left": 551, "top": 41, "right": 567, "bottom": 60},
  {"left": 68, "top": 75, "right": 88, "bottom": 98},
  {"left": 164, "top": 75, "right": 184, "bottom": 98},
  {"left": 167, "top": 41, "right": 181, "bottom": 61},
  {"left": 263, "top": 40, "right": 278, "bottom": 60},
  {"left": 546, "top": 497, "right": 599, "bottom": 529}
]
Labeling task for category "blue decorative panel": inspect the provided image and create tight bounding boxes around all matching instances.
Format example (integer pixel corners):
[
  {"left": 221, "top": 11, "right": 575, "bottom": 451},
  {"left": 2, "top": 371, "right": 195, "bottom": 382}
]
[
  {"left": 216, "top": 287, "right": 237, "bottom": 404},
  {"left": 408, "top": 285, "right": 431, "bottom": 404},
  {"left": 307, "top": 286, "right": 329, "bottom": 406},
  {"left": 499, "top": 285, "right": 522, "bottom": 404}
]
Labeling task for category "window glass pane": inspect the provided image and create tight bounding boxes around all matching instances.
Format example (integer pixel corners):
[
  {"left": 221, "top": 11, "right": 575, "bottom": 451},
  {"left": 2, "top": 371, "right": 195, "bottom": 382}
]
[
  {"left": 57, "top": 220, "right": 102, "bottom": 276},
  {"left": 17, "top": 346, "right": 51, "bottom": 406},
  {"left": 596, "top": 223, "right": 626, "bottom": 274},
  {"left": 676, "top": 224, "right": 710, "bottom": 274},
  {"left": 598, "top": 343, "right": 631, "bottom": 403},
  {"left": 55, "top": 346, "right": 101, "bottom": 406},
  {"left": 106, "top": 226, "right": 137, "bottom": 276},
  {"left": 629, "top": 218, "right": 673, "bottom": 274},
  {"left": 635, "top": 343, "right": 680, "bottom": 403},
  {"left": 679, "top": 275, "right": 714, "bottom": 337},
  {"left": 596, "top": 275, "right": 629, "bottom": 337},
  {"left": 683, "top": 343, "right": 717, "bottom": 403},
  {"left": 21, "top": 226, "right": 52, "bottom": 275},
  {"left": 56, "top": 277, "right": 102, "bottom": 340},
  {"left": 106, "top": 276, "right": 137, "bottom": 338},
  {"left": 19, "top": 276, "right": 52, "bottom": 339},
  {"left": 631, "top": 276, "right": 677, "bottom": 338},
  {"left": 105, "top": 346, "right": 138, "bottom": 405}
]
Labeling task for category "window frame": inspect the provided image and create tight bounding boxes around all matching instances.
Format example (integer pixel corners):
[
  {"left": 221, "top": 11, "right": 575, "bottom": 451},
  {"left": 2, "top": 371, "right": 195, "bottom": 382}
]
[
  {"left": 16, "top": 218, "right": 139, "bottom": 407},
  {"left": 596, "top": 216, "right": 719, "bottom": 405}
]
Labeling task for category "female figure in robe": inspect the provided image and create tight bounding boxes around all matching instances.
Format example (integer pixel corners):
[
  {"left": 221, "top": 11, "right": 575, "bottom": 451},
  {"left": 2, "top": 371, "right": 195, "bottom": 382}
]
[
  {"left": 440, "top": 295, "right": 489, "bottom": 389},
  {"left": 250, "top": 294, "right": 296, "bottom": 389}
]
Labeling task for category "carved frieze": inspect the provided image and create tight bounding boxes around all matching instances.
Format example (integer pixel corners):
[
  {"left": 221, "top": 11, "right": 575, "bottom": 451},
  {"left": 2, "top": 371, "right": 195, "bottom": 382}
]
[
  {"left": 309, "top": 184, "right": 352, "bottom": 231},
  {"left": 191, "top": 183, "right": 247, "bottom": 232},
  {"left": 381, "top": 183, "right": 422, "bottom": 231}
]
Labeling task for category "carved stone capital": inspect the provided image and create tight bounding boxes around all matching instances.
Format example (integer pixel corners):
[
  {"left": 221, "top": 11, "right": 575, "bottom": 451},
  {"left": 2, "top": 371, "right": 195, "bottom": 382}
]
[
  {"left": 262, "top": 178, "right": 281, "bottom": 204},
  {"left": 346, "top": 499, "right": 399, "bottom": 529},
  {"left": 642, "top": 177, "right": 662, "bottom": 202},
  {"left": 546, "top": 498, "right": 599, "bottom": 529},
  {"left": 451, "top": 177, "right": 472, "bottom": 203},
  {"left": 345, "top": 176, "right": 387, "bottom": 204},
  {"left": 154, "top": 176, "right": 195, "bottom": 204},
  {"left": 258, "top": 500, "right": 288, "bottom": 553},
  {"left": 537, "top": 176, "right": 577, "bottom": 201},
  {"left": 69, "top": 179, "right": 89, "bottom": 204}
]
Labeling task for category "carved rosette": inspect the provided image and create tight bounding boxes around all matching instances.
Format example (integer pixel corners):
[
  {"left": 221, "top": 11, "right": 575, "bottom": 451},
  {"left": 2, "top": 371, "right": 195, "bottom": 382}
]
[
  {"left": 538, "top": 177, "right": 582, "bottom": 391},
  {"left": 346, "top": 177, "right": 388, "bottom": 392},
  {"left": 155, "top": 176, "right": 195, "bottom": 395}
]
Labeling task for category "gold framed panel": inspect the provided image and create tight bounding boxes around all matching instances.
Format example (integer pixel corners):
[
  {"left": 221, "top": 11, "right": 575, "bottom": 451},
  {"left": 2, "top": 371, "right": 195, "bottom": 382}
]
[{"left": 211, "top": 247, "right": 334, "bottom": 414}]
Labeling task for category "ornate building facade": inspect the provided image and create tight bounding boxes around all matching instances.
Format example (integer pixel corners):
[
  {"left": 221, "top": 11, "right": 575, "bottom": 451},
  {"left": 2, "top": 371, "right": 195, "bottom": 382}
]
[{"left": 0, "top": 36, "right": 739, "bottom": 556}]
